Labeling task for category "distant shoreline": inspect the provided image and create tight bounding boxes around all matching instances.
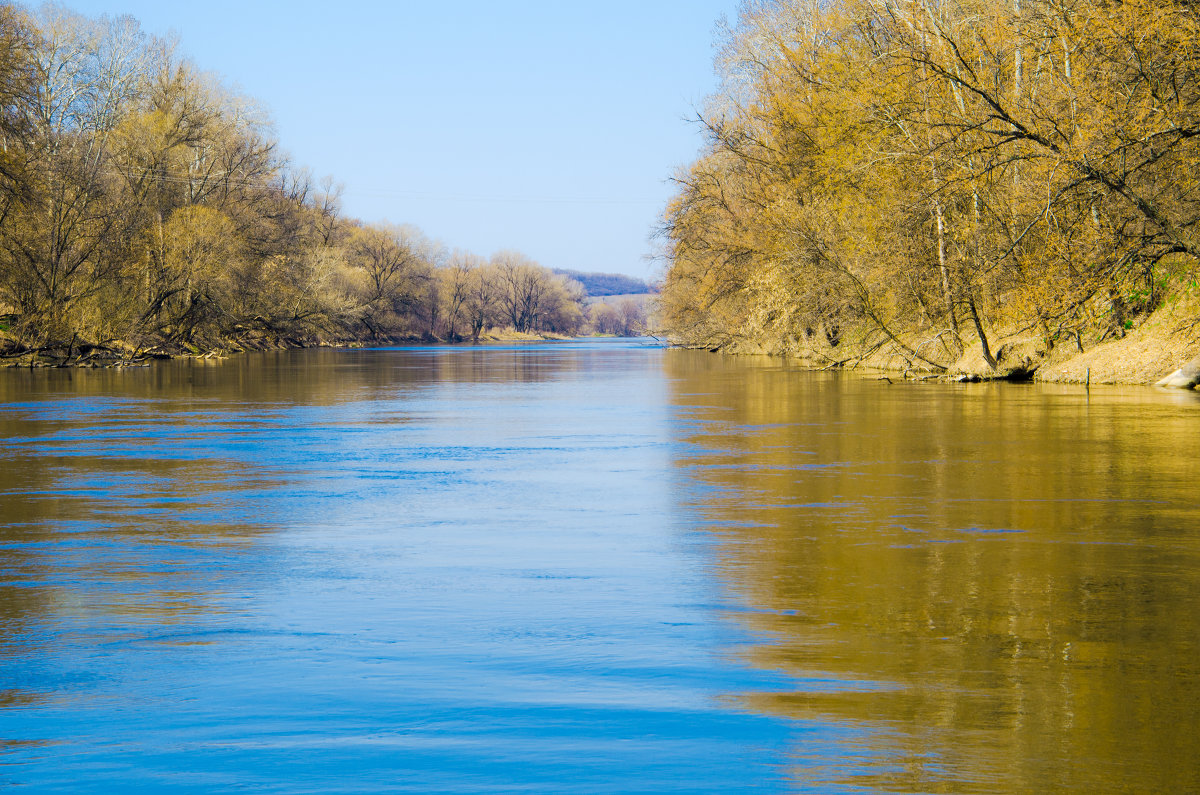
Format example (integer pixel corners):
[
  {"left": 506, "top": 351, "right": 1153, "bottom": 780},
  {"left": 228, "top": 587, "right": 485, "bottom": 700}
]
[{"left": 0, "top": 330, "right": 658, "bottom": 370}]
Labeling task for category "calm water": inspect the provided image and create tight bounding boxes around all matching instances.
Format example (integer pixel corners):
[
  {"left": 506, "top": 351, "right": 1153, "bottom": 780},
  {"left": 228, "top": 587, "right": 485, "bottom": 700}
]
[{"left": 0, "top": 340, "right": 1198, "bottom": 792}]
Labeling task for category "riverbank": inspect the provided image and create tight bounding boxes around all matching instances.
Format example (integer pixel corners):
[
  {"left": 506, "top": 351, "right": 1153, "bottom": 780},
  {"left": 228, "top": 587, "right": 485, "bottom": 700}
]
[
  {"left": 0, "top": 328, "right": 579, "bottom": 368},
  {"left": 961, "top": 298, "right": 1199, "bottom": 387},
  {"left": 674, "top": 296, "right": 1200, "bottom": 389}
]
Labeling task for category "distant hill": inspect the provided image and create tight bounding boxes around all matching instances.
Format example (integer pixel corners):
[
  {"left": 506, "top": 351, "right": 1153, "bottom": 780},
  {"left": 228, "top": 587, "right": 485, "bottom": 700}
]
[
  {"left": 582, "top": 293, "right": 654, "bottom": 308},
  {"left": 554, "top": 269, "right": 656, "bottom": 297}
]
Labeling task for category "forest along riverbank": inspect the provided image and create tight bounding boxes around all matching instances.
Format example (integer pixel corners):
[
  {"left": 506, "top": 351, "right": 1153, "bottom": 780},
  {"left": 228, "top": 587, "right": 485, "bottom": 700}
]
[
  {"left": 656, "top": 2, "right": 1200, "bottom": 390},
  {"left": 0, "top": 8, "right": 653, "bottom": 370}
]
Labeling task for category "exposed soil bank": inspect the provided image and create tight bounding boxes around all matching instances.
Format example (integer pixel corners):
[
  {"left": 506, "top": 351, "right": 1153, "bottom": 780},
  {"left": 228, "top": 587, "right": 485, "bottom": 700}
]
[
  {"left": 976, "top": 300, "right": 1200, "bottom": 388},
  {"left": 1035, "top": 331, "right": 1199, "bottom": 387},
  {"left": 673, "top": 300, "right": 1200, "bottom": 389},
  {"left": 932, "top": 324, "right": 1199, "bottom": 387}
]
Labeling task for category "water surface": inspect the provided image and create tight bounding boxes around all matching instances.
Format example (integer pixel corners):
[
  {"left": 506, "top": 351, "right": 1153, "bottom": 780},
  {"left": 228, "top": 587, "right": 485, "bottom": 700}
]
[{"left": 1, "top": 340, "right": 1198, "bottom": 792}]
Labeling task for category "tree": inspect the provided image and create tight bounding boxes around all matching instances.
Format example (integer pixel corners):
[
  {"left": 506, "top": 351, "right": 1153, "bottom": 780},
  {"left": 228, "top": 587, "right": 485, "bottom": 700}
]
[
  {"left": 440, "top": 251, "right": 483, "bottom": 340},
  {"left": 588, "top": 302, "right": 622, "bottom": 335},
  {"left": 462, "top": 262, "right": 501, "bottom": 342},
  {"left": 0, "top": 4, "right": 35, "bottom": 214},
  {"left": 132, "top": 204, "right": 239, "bottom": 345},
  {"left": 0, "top": 8, "right": 153, "bottom": 345},
  {"left": 348, "top": 223, "right": 432, "bottom": 338}
]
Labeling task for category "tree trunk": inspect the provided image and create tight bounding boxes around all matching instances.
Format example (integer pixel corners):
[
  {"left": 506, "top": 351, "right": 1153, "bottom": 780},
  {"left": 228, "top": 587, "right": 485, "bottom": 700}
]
[
  {"left": 935, "top": 199, "right": 958, "bottom": 333},
  {"left": 967, "top": 293, "right": 997, "bottom": 370}
]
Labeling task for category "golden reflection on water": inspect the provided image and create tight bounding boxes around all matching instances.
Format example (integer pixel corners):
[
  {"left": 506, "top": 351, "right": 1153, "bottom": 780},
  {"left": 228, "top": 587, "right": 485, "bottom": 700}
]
[{"left": 666, "top": 350, "right": 1200, "bottom": 793}]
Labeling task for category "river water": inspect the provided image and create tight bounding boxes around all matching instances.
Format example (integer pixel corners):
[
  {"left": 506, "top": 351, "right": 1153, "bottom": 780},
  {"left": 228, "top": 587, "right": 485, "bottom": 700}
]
[{"left": 0, "top": 339, "right": 1198, "bottom": 792}]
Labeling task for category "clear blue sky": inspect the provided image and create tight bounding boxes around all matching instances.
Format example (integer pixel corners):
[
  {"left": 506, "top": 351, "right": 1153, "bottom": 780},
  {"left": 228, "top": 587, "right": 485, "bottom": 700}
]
[{"left": 58, "top": 1, "right": 740, "bottom": 278}]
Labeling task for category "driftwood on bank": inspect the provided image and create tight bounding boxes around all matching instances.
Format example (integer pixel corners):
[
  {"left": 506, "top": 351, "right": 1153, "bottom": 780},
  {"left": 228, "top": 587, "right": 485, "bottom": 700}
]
[{"left": 0, "top": 337, "right": 161, "bottom": 368}]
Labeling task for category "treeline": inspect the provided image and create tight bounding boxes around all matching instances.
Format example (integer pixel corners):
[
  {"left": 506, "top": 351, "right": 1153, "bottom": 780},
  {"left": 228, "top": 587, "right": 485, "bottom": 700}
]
[
  {"left": 0, "top": 5, "right": 618, "bottom": 363},
  {"left": 587, "top": 296, "right": 649, "bottom": 337},
  {"left": 660, "top": 0, "right": 1200, "bottom": 375}
]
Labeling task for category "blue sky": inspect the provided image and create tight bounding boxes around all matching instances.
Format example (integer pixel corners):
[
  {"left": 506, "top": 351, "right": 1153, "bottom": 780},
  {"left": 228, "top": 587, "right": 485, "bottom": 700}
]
[{"left": 58, "top": 1, "right": 740, "bottom": 278}]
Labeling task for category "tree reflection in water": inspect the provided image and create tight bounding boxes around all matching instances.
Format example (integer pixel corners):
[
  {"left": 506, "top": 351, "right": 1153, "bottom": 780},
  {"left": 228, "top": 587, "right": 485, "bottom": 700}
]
[{"left": 666, "top": 349, "right": 1200, "bottom": 794}]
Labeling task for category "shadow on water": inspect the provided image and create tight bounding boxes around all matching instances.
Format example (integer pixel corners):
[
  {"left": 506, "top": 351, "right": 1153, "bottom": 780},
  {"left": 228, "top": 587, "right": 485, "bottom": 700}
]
[{"left": 664, "top": 349, "right": 1200, "bottom": 793}]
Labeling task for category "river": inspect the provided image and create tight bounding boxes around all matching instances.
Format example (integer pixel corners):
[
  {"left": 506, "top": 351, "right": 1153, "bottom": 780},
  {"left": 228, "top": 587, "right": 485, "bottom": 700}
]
[{"left": 1, "top": 339, "right": 1198, "bottom": 792}]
